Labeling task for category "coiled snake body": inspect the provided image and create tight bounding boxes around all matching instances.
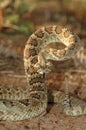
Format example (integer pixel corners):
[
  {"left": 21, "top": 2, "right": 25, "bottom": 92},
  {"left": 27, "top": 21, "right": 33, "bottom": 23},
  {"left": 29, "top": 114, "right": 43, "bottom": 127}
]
[{"left": 0, "top": 25, "right": 85, "bottom": 120}]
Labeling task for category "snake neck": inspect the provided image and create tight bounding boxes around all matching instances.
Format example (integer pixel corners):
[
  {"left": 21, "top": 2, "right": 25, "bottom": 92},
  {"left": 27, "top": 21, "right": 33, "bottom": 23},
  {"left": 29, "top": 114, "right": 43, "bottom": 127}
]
[{"left": 25, "top": 66, "right": 47, "bottom": 93}]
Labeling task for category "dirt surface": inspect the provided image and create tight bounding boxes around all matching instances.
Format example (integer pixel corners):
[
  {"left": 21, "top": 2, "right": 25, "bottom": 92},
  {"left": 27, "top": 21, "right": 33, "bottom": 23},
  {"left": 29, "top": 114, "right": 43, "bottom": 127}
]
[{"left": 0, "top": 0, "right": 86, "bottom": 130}]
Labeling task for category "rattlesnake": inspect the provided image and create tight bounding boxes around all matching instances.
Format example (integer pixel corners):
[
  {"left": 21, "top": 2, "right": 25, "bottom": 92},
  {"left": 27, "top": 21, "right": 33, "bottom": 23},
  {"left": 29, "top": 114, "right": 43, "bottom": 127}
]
[{"left": 0, "top": 25, "right": 85, "bottom": 121}]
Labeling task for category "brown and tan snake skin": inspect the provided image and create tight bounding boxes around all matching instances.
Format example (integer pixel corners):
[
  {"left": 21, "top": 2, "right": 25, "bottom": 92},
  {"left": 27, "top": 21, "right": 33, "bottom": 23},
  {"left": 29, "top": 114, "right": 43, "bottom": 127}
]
[{"left": 0, "top": 25, "right": 85, "bottom": 121}]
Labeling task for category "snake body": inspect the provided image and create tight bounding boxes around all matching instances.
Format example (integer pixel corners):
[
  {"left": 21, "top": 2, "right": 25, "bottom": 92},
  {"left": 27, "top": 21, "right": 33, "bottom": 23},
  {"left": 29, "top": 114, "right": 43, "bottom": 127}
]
[{"left": 0, "top": 25, "right": 85, "bottom": 121}]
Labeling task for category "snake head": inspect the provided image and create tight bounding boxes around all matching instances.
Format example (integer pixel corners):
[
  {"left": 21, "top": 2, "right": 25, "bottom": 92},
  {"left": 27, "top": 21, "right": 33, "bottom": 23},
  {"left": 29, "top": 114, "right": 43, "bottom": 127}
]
[{"left": 34, "top": 61, "right": 52, "bottom": 74}]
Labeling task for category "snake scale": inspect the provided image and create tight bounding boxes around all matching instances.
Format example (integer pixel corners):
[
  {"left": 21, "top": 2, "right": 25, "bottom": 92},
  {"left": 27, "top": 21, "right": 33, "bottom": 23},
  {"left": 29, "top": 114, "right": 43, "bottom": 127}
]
[{"left": 0, "top": 25, "right": 86, "bottom": 121}]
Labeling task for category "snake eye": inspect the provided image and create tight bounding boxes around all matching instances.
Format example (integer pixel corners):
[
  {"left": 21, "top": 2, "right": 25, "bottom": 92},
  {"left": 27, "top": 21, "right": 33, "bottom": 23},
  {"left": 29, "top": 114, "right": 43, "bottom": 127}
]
[{"left": 67, "top": 110, "right": 73, "bottom": 115}]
